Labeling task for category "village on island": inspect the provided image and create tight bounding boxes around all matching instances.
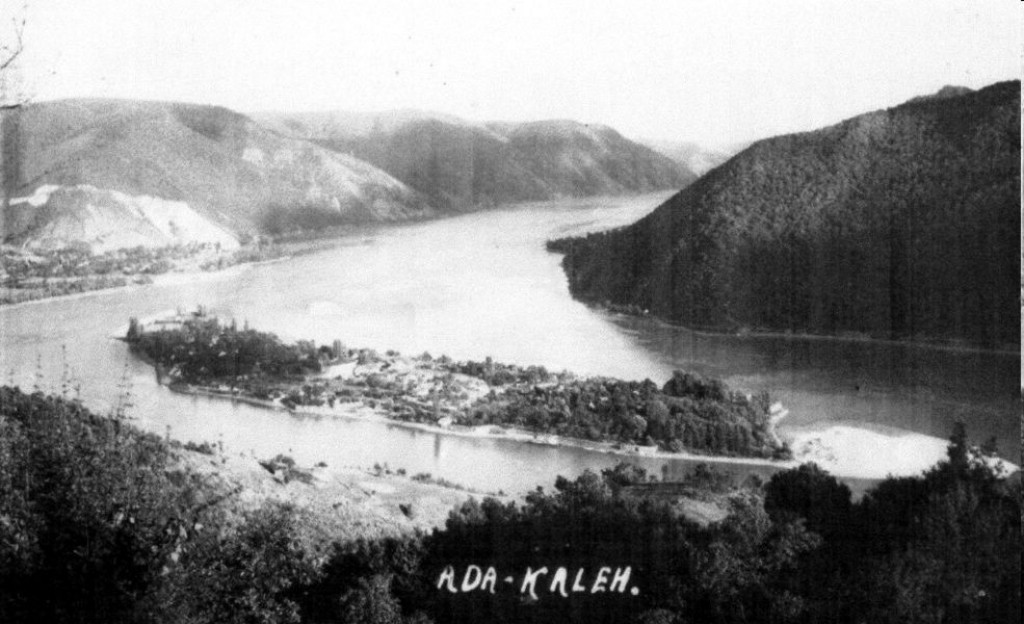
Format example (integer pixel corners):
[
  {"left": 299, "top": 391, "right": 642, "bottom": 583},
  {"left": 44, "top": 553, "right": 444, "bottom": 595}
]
[{"left": 121, "top": 307, "right": 793, "bottom": 464}]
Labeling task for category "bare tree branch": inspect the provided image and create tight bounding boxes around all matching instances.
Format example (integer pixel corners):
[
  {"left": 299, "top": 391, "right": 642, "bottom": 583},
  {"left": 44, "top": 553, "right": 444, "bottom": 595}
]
[
  {"left": 0, "top": 14, "right": 24, "bottom": 72},
  {"left": 0, "top": 3, "right": 28, "bottom": 108}
]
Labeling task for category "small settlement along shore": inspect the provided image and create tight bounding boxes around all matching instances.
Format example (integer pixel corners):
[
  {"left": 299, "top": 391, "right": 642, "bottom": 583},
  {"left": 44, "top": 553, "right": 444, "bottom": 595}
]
[
  {"left": 1, "top": 240, "right": 306, "bottom": 307},
  {"left": 121, "top": 308, "right": 794, "bottom": 470}
]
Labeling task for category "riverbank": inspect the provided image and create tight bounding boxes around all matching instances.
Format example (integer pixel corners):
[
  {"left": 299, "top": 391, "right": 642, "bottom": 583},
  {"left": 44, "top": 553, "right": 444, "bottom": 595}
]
[
  {"left": 1, "top": 254, "right": 249, "bottom": 310},
  {"left": 170, "top": 382, "right": 802, "bottom": 472},
  {"left": 174, "top": 381, "right": 1023, "bottom": 482},
  {"left": 594, "top": 303, "right": 1021, "bottom": 357},
  {"left": 0, "top": 237, "right": 314, "bottom": 309}
]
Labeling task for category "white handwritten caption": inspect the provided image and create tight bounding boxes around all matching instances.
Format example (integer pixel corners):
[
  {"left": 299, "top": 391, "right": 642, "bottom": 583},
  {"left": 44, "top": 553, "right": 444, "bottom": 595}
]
[{"left": 436, "top": 565, "right": 639, "bottom": 599}]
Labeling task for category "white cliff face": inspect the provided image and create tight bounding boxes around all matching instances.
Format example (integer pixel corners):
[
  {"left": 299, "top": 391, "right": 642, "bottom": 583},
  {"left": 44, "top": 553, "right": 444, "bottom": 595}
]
[
  {"left": 250, "top": 131, "right": 418, "bottom": 213},
  {"left": 7, "top": 184, "right": 240, "bottom": 252},
  {"left": 9, "top": 184, "right": 63, "bottom": 207}
]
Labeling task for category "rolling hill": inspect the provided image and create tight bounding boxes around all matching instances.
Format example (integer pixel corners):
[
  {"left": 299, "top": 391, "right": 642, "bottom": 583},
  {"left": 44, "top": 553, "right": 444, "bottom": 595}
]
[
  {"left": 550, "top": 81, "right": 1020, "bottom": 348},
  {"left": 255, "top": 111, "right": 697, "bottom": 212},
  {"left": 1, "top": 99, "right": 431, "bottom": 251}
]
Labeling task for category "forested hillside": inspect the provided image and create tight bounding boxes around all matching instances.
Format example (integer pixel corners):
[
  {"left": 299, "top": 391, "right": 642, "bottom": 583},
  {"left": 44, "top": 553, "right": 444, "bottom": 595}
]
[{"left": 550, "top": 81, "right": 1020, "bottom": 348}]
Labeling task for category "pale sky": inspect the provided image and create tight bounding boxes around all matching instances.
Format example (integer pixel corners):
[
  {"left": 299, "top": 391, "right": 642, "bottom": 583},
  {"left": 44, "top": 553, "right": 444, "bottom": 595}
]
[{"left": 8, "top": 0, "right": 1022, "bottom": 145}]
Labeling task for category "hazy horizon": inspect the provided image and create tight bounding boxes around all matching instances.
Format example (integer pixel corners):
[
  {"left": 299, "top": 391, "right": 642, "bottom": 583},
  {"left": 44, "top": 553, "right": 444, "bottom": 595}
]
[{"left": 6, "top": 1, "right": 1020, "bottom": 146}]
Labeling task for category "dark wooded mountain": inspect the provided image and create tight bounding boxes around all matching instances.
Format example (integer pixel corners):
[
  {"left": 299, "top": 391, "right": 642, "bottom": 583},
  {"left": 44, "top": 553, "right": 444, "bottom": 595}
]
[
  {"left": 550, "top": 81, "right": 1020, "bottom": 348},
  {"left": 256, "top": 111, "right": 697, "bottom": 211},
  {"left": 1, "top": 100, "right": 430, "bottom": 251}
]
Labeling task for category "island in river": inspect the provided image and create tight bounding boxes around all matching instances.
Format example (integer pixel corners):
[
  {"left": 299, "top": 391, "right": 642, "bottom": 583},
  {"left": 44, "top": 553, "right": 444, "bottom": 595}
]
[{"left": 123, "top": 309, "right": 792, "bottom": 463}]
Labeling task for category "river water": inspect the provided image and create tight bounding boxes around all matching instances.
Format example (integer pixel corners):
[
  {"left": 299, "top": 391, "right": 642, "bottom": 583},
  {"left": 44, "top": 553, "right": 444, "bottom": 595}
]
[{"left": 1, "top": 193, "right": 1018, "bottom": 495}]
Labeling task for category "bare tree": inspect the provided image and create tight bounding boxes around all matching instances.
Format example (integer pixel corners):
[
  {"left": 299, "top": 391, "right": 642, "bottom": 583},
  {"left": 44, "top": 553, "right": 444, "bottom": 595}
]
[
  {"left": 0, "top": 12, "right": 22, "bottom": 71},
  {"left": 0, "top": 2, "right": 27, "bottom": 108},
  {"left": 0, "top": 3, "right": 26, "bottom": 233}
]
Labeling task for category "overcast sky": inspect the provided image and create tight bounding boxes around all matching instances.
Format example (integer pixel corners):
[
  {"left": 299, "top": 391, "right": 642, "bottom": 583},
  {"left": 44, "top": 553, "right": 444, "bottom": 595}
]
[{"left": 10, "top": 0, "right": 1021, "bottom": 145}]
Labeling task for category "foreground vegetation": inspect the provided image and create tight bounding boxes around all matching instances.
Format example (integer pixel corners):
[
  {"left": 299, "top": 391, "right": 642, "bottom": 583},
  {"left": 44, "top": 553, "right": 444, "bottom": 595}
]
[
  {"left": 0, "top": 385, "right": 1017, "bottom": 623},
  {"left": 126, "top": 313, "right": 788, "bottom": 458}
]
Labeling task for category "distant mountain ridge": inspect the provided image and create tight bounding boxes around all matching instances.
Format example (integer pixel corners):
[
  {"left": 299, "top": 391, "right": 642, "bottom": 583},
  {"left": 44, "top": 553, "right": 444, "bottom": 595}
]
[
  {"left": 257, "top": 111, "right": 698, "bottom": 212},
  {"left": 1, "top": 99, "right": 431, "bottom": 250},
  {"left": 2, "top": 101, "right": 696, "bottom": 251},
  {"left": 550, "top": 81, "right": 1021, "bottom": 348},
  {"left": 642, "top": 140, "right": 744, "bottom": 176},
  {"left": 250, "top": 108, "right": 480, "bottom": 141}
]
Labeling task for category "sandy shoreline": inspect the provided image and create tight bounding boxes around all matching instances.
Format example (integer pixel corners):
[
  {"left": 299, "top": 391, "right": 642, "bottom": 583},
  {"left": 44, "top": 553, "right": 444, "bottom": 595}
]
[
  {"left": 170, "top": 383, "right": 1023, "bottom": 482},
  {"left": 171, "top": 383, "right": 802, "bottom": 470}
]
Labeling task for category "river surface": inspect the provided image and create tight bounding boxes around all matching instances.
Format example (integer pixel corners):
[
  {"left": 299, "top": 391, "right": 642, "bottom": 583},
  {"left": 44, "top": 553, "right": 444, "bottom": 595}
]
[{"left": 1, "top": 193, "right": 1018, "bottom": 495}]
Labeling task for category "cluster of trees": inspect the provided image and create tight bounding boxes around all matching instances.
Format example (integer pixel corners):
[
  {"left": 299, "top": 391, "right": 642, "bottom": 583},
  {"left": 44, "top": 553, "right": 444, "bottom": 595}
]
[
  {"left": 0, "top": 274, "right": 132, "bottom": 305},
  {"left": 0, "top": 386, "right": 190, "bottom": 621},
  {"left": 0, "top": 386, "right": 321, "bottom": 623},
  {"left": 0, "top": 385, "right": 1018, "bottom": 623},
  {"left": 127, "top": 316, "right": 325, "bottom": 383},
  {"left": 551, "top": 81, "right": 1019, "bottom": 348},
  {"left": 464, "top": 370, "right": 782, "bottom": 458},
  {"left": 449, "top": 357, "right": 558, "bottom": 386},
  {"left": 258, "top": 202, "right": 371, "bottom": 237},
  {"left": 200, "top": 238, "right": 292, "bottom": 271},
  {"left": 757, "top": 427, "right": 1021, "bottom": 624},
  {"left": 420, "top": 433, "right": 1021, "bottom": 624}
]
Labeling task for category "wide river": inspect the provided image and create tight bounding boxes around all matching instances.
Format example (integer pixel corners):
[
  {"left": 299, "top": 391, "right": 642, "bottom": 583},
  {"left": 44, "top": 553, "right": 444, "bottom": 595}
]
[{"left": 1, "top": 193, "right": 1018, "bottom": 495}]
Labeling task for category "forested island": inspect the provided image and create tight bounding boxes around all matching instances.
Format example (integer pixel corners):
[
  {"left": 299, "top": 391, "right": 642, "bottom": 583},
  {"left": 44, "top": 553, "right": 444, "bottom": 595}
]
[
  {"left": 124, "top": 311, "right": 789, "bottom": 459},
  {"left": 0, "top": 384, "right": 1017, "bottom": 623}
]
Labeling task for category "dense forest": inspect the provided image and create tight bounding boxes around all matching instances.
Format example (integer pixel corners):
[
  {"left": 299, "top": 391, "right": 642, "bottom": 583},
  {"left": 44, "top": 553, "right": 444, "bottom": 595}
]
[
  {"left": 549, "top": 81, "right": 1020, "bottom": 348},
  {"left": 126, "top": 316, "right": 786, "bottom": 458},
  {"left": 423, "top": 429, "right": 1020, "bottom": 624},
  {"left": 459, "top": 370, "right": 784, "bottom": 458},
  {"left": 0, "top": 386, "right": 1018, "bottom": 623},
  {"left": 127, "top": 315, "right": 326, "bottom": 381}
]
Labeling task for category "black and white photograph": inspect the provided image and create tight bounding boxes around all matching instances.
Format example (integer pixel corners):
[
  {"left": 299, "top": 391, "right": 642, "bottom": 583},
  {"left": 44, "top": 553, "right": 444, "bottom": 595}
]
[{"left": 0, "top": 1, "right": 1020, "bottom": 622}]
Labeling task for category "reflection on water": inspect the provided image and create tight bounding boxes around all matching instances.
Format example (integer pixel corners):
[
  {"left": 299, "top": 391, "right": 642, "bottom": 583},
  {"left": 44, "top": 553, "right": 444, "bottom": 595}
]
[{"left": 0, "top": 192, "right": 1018, "bottom": 495}]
